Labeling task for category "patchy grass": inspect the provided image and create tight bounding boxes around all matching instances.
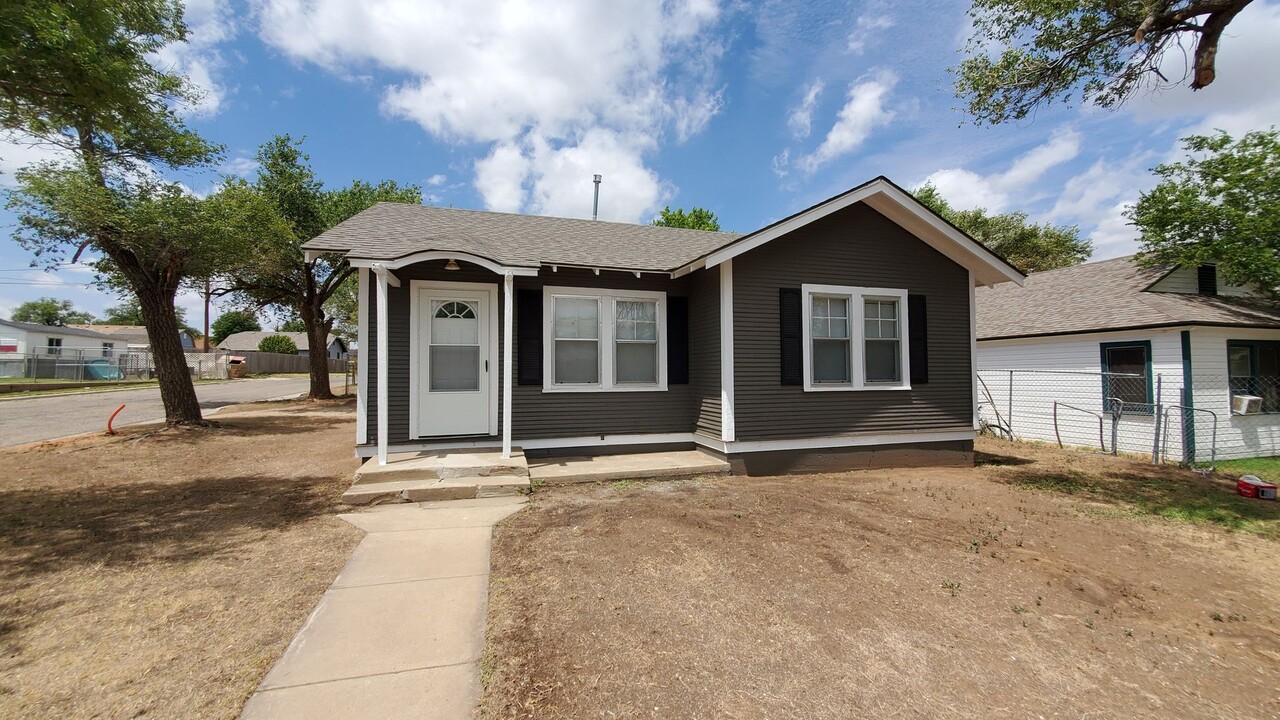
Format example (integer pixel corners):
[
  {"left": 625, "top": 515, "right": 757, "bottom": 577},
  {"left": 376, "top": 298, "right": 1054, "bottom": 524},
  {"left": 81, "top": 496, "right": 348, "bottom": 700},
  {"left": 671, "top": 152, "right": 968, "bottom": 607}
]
[
  {"left": 1214, "top": 455, "right": 1280, "bottom": 483},
  {"left": 0, "top": 399, "right": 362, "bottom": 719},
  {"left": 480, "top": 437, "right": 1280, "bottom": 718}
]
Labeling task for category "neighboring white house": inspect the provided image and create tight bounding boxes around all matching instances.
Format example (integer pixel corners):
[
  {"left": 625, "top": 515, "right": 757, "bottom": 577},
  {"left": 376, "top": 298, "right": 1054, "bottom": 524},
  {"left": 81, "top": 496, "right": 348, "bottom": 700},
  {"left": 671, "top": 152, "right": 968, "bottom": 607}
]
[
  {"left": 976, "top": 257, "right": 1280, "bottom": 462},
  {"left": 0, "top": 318, "right": 116, "bottom": 357},
  {"left": 218, "top": 331, "right": 349, "bottom": 358}
]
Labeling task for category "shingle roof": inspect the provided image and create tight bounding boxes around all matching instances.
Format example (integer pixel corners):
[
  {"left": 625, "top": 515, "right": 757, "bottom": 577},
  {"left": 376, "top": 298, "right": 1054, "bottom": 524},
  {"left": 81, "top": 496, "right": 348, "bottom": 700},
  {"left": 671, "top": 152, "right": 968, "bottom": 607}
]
[
  {"left": 976, "top": 255, "right": 1280, "bottom": 340},
  {"left": 217, "top": 331, "right": 340, "bottom": 352},
  {"left": 0, "top": 318, "right": 113, "bottom": 339},
  {"left": 301, "top": 202, "right": 742, "bottom": 272}
]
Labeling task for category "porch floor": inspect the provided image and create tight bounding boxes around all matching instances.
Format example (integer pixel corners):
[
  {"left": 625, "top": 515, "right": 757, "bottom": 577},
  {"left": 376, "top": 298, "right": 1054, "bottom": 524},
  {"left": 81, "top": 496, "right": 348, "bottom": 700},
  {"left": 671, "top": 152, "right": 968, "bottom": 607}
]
[{"left": 342, "top": 448, "right": 730, "bottom": 504}]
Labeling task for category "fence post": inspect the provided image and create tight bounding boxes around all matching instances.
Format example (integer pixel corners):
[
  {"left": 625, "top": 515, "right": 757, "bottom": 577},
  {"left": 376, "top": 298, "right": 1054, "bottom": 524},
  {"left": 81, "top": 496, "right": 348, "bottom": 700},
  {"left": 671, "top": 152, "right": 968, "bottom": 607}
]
[
  {"left": 1151, "top": 374, "right": 1163, "bottom": 464},
  {"left": 1007, "top": 370, "right": 1014, "bottom": 437},
  {"left": 1110, "top": 399, "right": 1119, "bottom": 456}
]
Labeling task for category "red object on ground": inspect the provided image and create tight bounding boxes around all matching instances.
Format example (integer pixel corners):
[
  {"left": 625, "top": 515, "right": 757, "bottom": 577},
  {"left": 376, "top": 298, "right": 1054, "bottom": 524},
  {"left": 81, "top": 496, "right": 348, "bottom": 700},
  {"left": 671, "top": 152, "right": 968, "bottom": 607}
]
[
  {"left": 106, "top": 404, "right": 125, "bottom": 435},
  {"left": 1237, "top": 476, "right": 1277, "bottom": 500}
]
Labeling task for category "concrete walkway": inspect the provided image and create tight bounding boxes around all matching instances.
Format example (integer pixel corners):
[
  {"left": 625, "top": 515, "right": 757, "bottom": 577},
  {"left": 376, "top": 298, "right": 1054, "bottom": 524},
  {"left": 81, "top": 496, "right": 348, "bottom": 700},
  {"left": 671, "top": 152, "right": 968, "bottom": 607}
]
[{"left": 239, "top": 496, "right": 527, "bottom": 719}]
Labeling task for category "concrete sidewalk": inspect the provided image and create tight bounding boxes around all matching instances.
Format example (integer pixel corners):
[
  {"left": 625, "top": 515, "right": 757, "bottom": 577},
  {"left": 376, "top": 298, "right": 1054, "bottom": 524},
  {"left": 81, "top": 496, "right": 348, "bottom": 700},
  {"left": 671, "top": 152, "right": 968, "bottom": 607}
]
[{"left": 239, "top": 496, "right": 527, "bottom": 719}]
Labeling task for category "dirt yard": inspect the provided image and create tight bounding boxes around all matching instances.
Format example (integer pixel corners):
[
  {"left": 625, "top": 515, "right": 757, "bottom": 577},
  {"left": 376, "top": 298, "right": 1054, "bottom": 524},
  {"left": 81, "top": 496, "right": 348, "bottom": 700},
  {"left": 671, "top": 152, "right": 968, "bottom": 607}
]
[
  {"left": 0, "top": 399, "right": 363, "bottom": 720},
  {"left": 481, "top": 438, "right": 1280, "bottom": 719}
]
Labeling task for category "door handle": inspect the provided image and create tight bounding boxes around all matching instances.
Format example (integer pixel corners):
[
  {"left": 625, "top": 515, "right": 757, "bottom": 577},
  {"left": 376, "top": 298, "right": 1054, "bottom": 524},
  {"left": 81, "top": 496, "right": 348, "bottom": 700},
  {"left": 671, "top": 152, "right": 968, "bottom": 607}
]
[{"left": 485, "top": 360, "right": 489, "bottom": 372}]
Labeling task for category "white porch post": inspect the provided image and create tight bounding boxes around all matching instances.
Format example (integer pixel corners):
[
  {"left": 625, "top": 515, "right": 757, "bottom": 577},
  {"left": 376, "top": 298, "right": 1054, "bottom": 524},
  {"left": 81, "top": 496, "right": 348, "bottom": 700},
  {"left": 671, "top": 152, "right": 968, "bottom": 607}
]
[
  {"left": 375, "top": 268, "right": 390, "bottom": 466},
  {"left": 502, "top": 272, "right": 514, "bottom": 458}
]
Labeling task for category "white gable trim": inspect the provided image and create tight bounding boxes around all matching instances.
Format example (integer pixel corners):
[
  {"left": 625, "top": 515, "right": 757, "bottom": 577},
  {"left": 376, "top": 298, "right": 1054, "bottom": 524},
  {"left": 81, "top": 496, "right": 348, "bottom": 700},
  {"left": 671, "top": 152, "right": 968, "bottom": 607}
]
[
  {"left": 688, "top": 178, "right": 1025, "bottom": 288},
  {"left": 347, "top": 251, "right": 539, "bottom": 276}
]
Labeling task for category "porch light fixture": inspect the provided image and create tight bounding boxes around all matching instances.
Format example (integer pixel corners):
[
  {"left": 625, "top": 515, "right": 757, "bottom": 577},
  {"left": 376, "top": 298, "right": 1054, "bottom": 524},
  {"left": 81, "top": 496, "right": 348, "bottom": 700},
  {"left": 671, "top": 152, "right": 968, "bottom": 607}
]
[{"left": 445, "top": 258, "right": 460, "bottom": 271}]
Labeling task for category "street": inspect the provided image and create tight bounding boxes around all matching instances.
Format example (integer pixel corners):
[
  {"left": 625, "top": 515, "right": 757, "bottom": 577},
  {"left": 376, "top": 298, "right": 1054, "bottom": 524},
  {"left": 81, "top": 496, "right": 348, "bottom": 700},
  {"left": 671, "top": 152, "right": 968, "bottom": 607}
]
[{"left": 0, "top": 375, "right": 348, "bottom": 448}]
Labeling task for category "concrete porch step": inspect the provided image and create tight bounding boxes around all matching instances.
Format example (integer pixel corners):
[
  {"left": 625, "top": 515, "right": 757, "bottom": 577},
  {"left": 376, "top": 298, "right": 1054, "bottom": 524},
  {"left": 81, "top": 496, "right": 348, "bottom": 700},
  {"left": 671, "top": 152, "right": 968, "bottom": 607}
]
[
  {"left": 353, "top": 449, "right": 528, "bottom": 486},
  {"left": 341, "top": 475, "right": 530, "bottom": 505},
  {"left": 527, "top": 449, "right": 730, "bottom": 486}
]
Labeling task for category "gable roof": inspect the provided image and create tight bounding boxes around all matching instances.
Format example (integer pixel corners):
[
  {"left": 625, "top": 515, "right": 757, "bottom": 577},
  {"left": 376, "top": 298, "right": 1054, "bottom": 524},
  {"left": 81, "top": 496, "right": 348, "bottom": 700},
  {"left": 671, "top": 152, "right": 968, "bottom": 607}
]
[
  {"left": 976, "top": 255, "right": 1280, "bottom": 340},
  {"left": 0, "top": 318, "right": 113, "bottom": 339},
  {"left": 302, "top": 202, "right": 741, "bottom": 273},
  {"left": 299, "top": 176, "right": 1026, "bottom": 286},
  {"left": 217, "top": 331, "right": 342, "bottom": 352}
]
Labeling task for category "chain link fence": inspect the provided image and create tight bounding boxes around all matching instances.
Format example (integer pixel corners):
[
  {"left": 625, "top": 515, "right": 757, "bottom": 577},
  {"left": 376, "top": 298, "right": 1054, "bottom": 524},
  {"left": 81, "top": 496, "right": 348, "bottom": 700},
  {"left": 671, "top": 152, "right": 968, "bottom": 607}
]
[
  {"left": 978, "top": 369, "right": 1280, "bottom": 467},
  {"left": 0, "top": 347, "right": 230, "bottom": 383}
]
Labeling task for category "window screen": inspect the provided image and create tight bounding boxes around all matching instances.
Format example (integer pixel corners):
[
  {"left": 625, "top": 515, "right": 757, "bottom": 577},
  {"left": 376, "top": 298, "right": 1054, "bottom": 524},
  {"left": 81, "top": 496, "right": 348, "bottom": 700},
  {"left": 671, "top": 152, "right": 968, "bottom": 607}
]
[
  {"left": 1102, "top": 344, "right": 1150, "bottom": 407},
  {"left": 615, "top": 300, "right": 657, "bottom": 384},
  {"left": 811, "top": 295, "right": 851, "bottom": 383},
  {"left": 553, "top": 297, "right": 599, "bottom": 384},
  {"left": 864, "top": 298, "right": 901, "bottom": 383}
]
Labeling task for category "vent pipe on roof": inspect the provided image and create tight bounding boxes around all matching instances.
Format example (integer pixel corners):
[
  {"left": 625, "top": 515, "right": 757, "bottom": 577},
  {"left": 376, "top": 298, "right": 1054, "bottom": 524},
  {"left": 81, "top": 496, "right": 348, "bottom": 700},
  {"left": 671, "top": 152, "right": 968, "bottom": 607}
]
[{"left": 592, "top": 174, "right": 602, "bottom": 221}]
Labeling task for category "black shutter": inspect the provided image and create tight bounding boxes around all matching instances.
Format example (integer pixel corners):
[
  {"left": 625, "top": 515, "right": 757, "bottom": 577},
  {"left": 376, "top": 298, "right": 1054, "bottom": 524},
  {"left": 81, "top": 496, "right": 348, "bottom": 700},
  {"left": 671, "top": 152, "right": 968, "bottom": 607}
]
[
  {"left": 779, "top": 288, "right": 803, "bottom": 385},
  {"left": 908, "top": 294, "right": 928, "bottom": 385},
  {"left": 516, "top": 288, "right": 542, "bottom": 385},
  {"left": 667, "top": 296, "right": 689, "bottom": 385}
]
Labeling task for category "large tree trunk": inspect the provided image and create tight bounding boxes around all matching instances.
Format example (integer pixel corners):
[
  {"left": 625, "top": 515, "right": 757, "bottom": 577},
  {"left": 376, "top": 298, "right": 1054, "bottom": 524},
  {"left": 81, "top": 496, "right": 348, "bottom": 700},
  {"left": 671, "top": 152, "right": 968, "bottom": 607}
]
[
  {"left": 301, "top": 300, "right": 335, "bottom": 400},
  {"left": 137, "top": 281, "right": 206, "bottom": 425}
]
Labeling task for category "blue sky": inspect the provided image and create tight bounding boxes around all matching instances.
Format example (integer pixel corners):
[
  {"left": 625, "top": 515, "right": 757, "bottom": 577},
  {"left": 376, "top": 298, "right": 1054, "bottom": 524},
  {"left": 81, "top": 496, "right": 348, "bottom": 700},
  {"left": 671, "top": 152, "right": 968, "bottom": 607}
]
[{"left": 1, "top": 0, "right": 1278, "bottom": 324}]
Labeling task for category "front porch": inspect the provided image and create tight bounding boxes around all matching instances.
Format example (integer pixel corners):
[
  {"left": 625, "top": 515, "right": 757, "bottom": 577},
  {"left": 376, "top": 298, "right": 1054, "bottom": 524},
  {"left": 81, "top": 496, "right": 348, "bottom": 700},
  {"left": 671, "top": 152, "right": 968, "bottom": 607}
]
[{"left": 341, "top": 447, "right": 730, "bottom": 504}]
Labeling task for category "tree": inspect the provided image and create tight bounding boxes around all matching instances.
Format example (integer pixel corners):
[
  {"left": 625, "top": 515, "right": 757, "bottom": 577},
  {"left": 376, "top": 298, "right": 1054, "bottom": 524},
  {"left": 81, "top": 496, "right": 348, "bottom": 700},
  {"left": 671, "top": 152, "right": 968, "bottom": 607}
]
[
  {"left": 652, "top": 206, "right": 721, "bottom": 231},
  {"left": 2, "top": 0, "right": 228, "bottom": 426},
  {"left": 218, "top": 135, "right": 421, "bottom": 399},
  {"left": 278, "top": 318, "right": 306, "bottom": 333},
  {"left": 954, "top": 0, "right": 1256, "bottom": 125},
  {"left": 325, "top": 276, "right": 359, "bottom": 341},
  {"left": 210, "top": 309, "right": 261, "bottom": 343},
  {"left": 1131, "top": 128, "right": 1280, "bottom": 296},
  {"left": 257, "top": 334, "right": 297, "bottom": 354},
  {"left": 10, "top": 297, "right": 94, "bottom": 325},
  {"left": 914, "top": 184, "right": 1091, "bottom": 272},
  {"left": 103, "top": 296, "right": 186, "bottom": 326}
]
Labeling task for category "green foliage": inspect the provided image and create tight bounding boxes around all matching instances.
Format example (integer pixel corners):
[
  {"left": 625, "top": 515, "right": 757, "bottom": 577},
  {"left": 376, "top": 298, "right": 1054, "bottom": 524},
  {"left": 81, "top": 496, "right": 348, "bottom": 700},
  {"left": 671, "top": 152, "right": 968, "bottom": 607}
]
[
  {"left": 1131, "top": 129, "right": 1280, "bottom": 296},
  {"left": 914, "top": 184, "right": 1090, "bottom": 272},
  {"left": 9, "top": 297, "right": 94, "bottom": 325},
  {"left": 954, "top": 0, "right": 1254, "bottom": 124},
  {"left": 103, "top": 296, "right": 185, "bottom": 326},
  {"left": 652, "top": 206, "right": 722, "bottom": 231},
  {"left": 211, "top": 309, "right": 261, "bottom": 343},
  {"left": 325, "top": 275, "right": 359, "bottom": 341},
  {"left": 257, "top": 334, "right": 297, "bottom": 354},
  {"left": 0, "top": 0, "right": 218, "bottom": 168},
  {"left": 278, "top": 318, "right": 306, "bottom": 333}
]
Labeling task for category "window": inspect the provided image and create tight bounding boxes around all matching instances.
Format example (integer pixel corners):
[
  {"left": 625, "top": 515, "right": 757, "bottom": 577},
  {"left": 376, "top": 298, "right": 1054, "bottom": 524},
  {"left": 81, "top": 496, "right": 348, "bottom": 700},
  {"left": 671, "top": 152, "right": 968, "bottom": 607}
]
[
  {"left": 1099, "top": 341, "right": 1152, "bottom": 411},
  {"left": 1228, "top": 341, "right": 1280, "bottom": 412},
  {"left": 543, "top": 287, "right": 666, "bottom": 391},
  {"left": 102, "top": 342, "right": 114, "bottom": 358},
  {"left": 801, "top": 284, "right": 909, "bottom": 391},
  {"left": 430, "top": 300, "right": 480, "bottom": 392},
  {"left": 46, "top": 337, "right": 62, "bottom": 356}
]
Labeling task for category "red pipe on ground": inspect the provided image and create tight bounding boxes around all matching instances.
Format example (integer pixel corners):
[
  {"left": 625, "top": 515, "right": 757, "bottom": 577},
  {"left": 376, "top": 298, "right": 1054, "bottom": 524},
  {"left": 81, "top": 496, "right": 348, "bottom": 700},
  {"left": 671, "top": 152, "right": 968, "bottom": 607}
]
[{"left": 106, "top": 404, "right": 126, "bottom": 435}]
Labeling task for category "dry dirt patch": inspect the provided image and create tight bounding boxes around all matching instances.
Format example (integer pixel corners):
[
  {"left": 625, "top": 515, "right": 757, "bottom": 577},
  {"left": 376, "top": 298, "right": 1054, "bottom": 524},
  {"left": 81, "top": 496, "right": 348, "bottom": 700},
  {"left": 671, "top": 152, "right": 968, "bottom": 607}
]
[
  {"left": 482, "top": 438, "right": 1280, "bottom": 719},
  {"left": 0, "top": 399, "right": 362, "bottom": 720}
]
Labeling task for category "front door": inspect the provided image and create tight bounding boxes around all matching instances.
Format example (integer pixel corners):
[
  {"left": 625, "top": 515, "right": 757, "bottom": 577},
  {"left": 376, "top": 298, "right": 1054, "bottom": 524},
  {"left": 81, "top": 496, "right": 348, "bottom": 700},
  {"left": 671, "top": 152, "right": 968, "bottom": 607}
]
[{"left": 416, "top": 285, "right": 492, "bottom": 437}]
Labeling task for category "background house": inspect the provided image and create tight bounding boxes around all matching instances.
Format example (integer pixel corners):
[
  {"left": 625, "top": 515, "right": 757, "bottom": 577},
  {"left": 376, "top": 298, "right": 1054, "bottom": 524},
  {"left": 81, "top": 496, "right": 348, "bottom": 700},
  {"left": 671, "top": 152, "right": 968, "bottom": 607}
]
[
  {"left": 76, "top": 324, "right": 196, "bottom": 351},
  {"left": 0, "top": 318, "right": 115, "bottom": 358},
  {"left": 976, "top": 256, "right": 1280, "bottom": 462},
  {"left": 218, "top": 331, "right": 349, "bottom": 359}
]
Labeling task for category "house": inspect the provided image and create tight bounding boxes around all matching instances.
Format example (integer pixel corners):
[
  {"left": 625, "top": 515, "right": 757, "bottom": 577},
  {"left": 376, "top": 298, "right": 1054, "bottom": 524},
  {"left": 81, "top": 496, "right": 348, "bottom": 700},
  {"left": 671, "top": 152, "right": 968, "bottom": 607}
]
[
  {"left": 301, "top": 176, "right": 1024, "bottom": 473},
  {"left": 75, "top": 324, "right": 197, "bottom": 351},
  {"left": 976, "top": 256, "right": 1280, "bottom": 461},
  {"left": 0, "top": 318, "right": 116, "bottom": 357},
  {"left": 217, "top": 331, "right": 349, "bottom": 358}
]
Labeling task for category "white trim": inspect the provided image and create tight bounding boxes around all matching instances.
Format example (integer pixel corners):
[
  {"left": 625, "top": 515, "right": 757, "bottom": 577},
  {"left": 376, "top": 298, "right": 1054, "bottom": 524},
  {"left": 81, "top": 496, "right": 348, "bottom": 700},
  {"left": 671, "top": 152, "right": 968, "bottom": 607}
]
[
  {"left": 356, "top": 267, "right": 369, "bottom": 445},
  {"left": 408, "top": 279, "right": 500, "bottom": 439},
  {"left": 969, "top": 271, "right": 979, "bottom": 430},
  {"left": 541, "top": 285, "right": 668, "bottom": 393},
  {"left": 373, "top": 267, "right": 391, "bottom": 466},
  {"left": 719, "top": 260, "right": 736, "bottom": 442},
  {"left": 351, "top": 251, "right": 539, "bottom": 276},
  {"left": 685, "top": 179, "right": 1024, "bottom": 287},
  {"left": 700, "top": 429, "right": 976, "bottom": 454},
  {"left": 353, "top": 432, "right": 697, "bottom": 457},
  {"left": 370, "top": 263, "right": 400, "bottom": 287},
  {"left": 801, "top": 283, "right": 911, "bottom": 392},
  {"left": 502, "top": 272, "right": 514, "bottom": 458}
]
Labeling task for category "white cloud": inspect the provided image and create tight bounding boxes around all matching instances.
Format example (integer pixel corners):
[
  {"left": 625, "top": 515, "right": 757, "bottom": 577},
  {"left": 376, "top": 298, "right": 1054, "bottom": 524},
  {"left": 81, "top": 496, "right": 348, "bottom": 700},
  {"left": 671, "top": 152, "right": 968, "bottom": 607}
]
[
  {"left": 923, "top": 128, "right": 1082, "bottom": 212},
  {"left": 787, "top": 81, "right": 825, "bottom": 140},
  {"left": 0, "top": 133, "right": 73, "bottom": 188},
  {"left": 796, "top": 70, "right": 897, "bottom": 174},
  {"left": 846, "top": 13, "right": 895, "bottom": 54},
  {"left": 220, "top": 156, "right": 260, "bottom": 177},
  {"left": 154, "top": 0, "right": 239, "bottom": 117},
  {"left": 425, "top": 173, "right": 447, "bottom": 186},
  {"left": 255, "top": 0, "right": 726, "bottom": 221}
]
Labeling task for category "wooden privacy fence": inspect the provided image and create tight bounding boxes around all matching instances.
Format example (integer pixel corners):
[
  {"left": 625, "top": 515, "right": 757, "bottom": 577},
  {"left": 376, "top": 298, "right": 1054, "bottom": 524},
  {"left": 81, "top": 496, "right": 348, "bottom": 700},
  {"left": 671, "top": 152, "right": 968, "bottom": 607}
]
[{"left": 237, "top": 351, "right": 348, "bottom": 374}]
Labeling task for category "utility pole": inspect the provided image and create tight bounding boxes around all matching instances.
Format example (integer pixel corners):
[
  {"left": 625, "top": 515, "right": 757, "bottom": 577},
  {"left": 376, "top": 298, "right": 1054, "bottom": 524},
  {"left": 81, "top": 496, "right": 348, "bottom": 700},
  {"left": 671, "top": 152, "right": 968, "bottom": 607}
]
[{"left": 203, "top": 278, "right": 211, "bottom": 352}]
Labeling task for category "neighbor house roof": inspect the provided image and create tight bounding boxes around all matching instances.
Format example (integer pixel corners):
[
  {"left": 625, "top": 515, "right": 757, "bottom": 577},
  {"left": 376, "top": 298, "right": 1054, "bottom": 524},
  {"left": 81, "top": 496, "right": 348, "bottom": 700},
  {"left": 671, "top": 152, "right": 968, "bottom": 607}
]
[
  {"left": 976, "top": 256, "right": 1280, "bottom": 340},
  {"left": 218, "top": 331, "right": 341, "bottom": 352},
  {"left": 299, "top": 176, "right": 1026, "bottom": 286},
  {"left": 0, "top": 318, "right": 113, "bottom": 339},
  {"left": 302, "top": 202, "right": 742, "bottom": 272},
  {"left": 75, "top": 325, "right": 152, "bottom": 344}
]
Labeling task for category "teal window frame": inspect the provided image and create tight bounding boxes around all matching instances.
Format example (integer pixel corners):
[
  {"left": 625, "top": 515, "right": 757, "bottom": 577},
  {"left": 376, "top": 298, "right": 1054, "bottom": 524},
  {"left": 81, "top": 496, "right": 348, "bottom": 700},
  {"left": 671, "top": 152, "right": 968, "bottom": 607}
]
[{"left": 1099, "top": 340, "right": 1153, "bottom": 414}]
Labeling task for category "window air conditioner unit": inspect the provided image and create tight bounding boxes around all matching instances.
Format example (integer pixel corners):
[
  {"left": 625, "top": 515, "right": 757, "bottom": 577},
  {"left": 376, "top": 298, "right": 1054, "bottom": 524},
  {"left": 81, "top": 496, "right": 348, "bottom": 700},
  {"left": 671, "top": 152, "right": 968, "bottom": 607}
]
[{"left": 1232, "top": 394, "right": 1263, "bottom": 415}]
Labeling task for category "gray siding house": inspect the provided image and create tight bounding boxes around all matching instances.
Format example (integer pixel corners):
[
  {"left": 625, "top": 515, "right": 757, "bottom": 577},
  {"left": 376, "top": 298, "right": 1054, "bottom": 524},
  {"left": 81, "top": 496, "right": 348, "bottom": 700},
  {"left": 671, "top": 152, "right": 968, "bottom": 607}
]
[{"left": 302, "top": 177, "right": 1024, "bottom": 473}]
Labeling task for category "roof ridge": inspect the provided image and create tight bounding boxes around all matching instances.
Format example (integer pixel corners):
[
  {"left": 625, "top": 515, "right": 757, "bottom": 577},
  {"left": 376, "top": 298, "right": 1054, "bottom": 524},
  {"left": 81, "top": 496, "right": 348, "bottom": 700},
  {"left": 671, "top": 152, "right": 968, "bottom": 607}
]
[{"left": 372, "top": 201, "right": 741, "bottom": 237}]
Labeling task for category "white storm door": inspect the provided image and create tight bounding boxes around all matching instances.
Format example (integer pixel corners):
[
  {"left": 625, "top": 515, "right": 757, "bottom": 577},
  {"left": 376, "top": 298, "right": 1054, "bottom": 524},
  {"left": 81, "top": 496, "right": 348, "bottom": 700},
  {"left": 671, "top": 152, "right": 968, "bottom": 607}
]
[{"left": 417, "top": 289, "right": 491, "bottom": 437}]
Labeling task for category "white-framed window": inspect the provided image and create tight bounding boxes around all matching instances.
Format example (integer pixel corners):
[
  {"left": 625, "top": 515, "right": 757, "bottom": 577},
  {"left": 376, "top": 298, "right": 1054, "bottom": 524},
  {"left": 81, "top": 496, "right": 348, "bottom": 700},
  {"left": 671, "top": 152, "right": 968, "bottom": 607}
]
[
  {"left": 543, "top": 286, "right": 667, "bottom": 392},
  {"left": 801, "top": 284, "right": 910, "bottom": 391},
  {"left": 46, "top": 337, "right": 63, "bottom": 356},
  {"left": 102, "top": 342, "right": 114, "bottom": 358}
]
